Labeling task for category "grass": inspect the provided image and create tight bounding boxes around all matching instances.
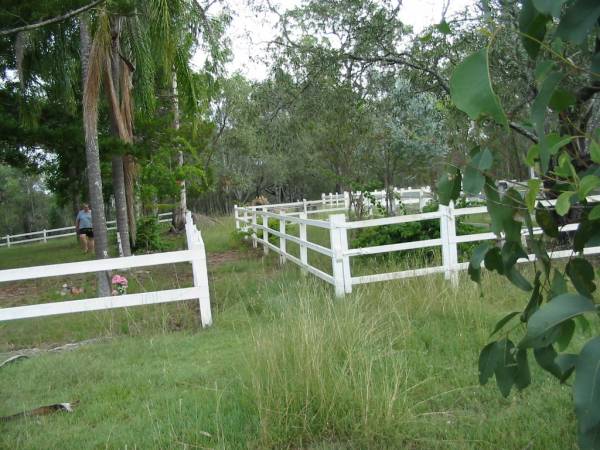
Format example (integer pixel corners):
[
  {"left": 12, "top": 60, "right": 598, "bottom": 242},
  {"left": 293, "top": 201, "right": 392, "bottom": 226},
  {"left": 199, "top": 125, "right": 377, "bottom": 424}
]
[{"left": 0, "top": 216, "right": 591, "bottom": 448}]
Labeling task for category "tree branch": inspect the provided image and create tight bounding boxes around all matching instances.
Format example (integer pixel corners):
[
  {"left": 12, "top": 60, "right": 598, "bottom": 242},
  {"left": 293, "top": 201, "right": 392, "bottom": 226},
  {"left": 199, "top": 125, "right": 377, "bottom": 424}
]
[{"left": 0, "top": 0, "right": 104, "bottom": 36}]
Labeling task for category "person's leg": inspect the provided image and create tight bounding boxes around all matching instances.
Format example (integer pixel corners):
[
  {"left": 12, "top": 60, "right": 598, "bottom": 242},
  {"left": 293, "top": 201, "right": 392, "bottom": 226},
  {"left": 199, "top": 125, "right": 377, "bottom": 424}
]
[
  {"left": 79, "top": 233, "right": 88, "bottom": 252},
  {"left": 88, "top": 237, "right": 94, "bottom": 252}
]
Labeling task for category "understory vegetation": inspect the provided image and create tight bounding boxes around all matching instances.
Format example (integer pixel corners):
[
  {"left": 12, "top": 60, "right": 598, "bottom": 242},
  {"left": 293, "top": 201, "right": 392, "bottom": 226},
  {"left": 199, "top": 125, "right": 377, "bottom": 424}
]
[{"left": 0, "top": 219, "right": 589, "bottom": 449}]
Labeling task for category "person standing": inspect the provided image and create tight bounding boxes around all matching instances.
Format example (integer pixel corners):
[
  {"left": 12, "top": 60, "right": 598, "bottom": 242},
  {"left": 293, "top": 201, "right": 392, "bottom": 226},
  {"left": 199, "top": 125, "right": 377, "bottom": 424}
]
[{"left": 75, "top": 203, "right": 95, "bottom": 253}]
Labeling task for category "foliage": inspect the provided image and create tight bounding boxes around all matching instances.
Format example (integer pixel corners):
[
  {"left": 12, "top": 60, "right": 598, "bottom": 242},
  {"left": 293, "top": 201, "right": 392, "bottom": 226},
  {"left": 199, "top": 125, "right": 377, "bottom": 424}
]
[
  {"left": 134, "top": 216, "right": 166, "bottom": 253},
  {"left": 351, "top": 201, "right": 482, "bottom": 263},
  {"left": 0, "top": 164, "right": 71, "bottom": 236},
  {"left": 441, "top": 1, "right": 600, "bottom": 447}
]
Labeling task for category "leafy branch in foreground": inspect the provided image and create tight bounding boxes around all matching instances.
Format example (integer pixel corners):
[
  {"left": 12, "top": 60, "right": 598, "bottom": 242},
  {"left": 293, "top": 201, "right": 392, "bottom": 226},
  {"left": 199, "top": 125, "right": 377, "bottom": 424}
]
[{"left": 438, "top": 1, "right": 600, "bottom": 448}]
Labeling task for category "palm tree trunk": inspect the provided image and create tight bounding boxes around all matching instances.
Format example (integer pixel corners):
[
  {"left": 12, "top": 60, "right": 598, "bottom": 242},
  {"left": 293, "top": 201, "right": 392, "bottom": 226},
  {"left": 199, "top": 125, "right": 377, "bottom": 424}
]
[
  {"left": 80, "top": 16, "right": 111, "bottom": 296},
  {"left": 104, "top": 15, "right": 137, "bottom": 249},
  {"left": 123, "top": 155, "right": 137, "bottom": 247},
  {"left": 112, "top": 155, "right": 131, "bottom": 255}
]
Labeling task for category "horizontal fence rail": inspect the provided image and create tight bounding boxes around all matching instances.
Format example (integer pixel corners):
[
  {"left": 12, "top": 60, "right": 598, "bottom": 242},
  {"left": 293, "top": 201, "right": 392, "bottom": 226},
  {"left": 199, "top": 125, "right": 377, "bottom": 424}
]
[
  {"left": 0, "top": 212, "right": 173, "bottom": 248},
  {"left": 0, "top": 211, "right": 212, "bottom": 327},
  {"left": 234, "top": 190, "right": 600, "bottom": 297}
]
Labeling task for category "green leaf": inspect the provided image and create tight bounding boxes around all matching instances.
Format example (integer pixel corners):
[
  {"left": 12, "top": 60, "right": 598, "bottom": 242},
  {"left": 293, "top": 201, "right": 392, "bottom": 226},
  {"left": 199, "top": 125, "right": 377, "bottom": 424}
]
[
  {"left": 490, "top": 311, "right": 521, "bottom": 337},
  {"left": 556, "top": 191, "right": 574, "bottom": 216},
  {"left": 515, "top": 348, "right": 531, "bottom": 390},
  {"left": 532, "top": 72, "right": 564, "bottom": 173},
  {"left": 435, "top": 21, "right": 451, "bottom": 34},
  {"left": 534, "top": 345, "right": 563, "bottom": 379},
  {"left": 437, "top": 167, "right": 462, "bottom": 206},
  {"left": 530, "top": 240, "right": 551, "bottom": 276},
  {"left": 574, "top": 337, "right": 600, "bottom": 436},
  {"left": 526, "top": 144, "right": 539, "bottom": 167},
  {"left": 502, "top": 241, "right": 528, "bottom": 271},
  {"left": 479, "top": 341, "right": 500, "bottom": 385},
  {"left": 566, "top": 258, "right": 596, "bottom": 298},
  {"left": 521, "top": 293, "right": 597, "bottom": 348},
  {"left": 532, "top": 0, "right": 567, "bottom": 17},
  {"left": 556, "top": 319, "right": 576, "bottom": 352},
  {"left": 555, "top": 353, "right": 577, "bottom": 382},
  {"left": 549, "top": 89, "right": 576, "bottom": 112},
  {"left": 450, "top": 49, "right": 508, "bottom": 127},
  {"left": 526, "top": 179, "right": 541, "bottom": 212},
  {"left": 519, "top": 0, "right": 550, "bottom": 58},
  {"left": 579, "top": 175, "right": 600, "bottom": 199},
  {"left": 574, "top": 218, "right": 600, "bottom": 252},
  {"left": 495, "top": 339, "right": 517, "bottom": 397},
  {"left": 554, "top": 152, "right": 575, "bottom": 178},
  {"left": 507, "top": 266, "right": 533, "bottom": 292},
  {"left": 469, "top": 242, "right": 493, "bottom": 283},
  {"left": 484, "top": 246, "right": 504, "bottom": 274},
  {"left": 464, "top": 148, "right": 493, "bottom": 194},
  {"left": 535, "top": 205, "right": 559, "bottom": 238},
  {"left": 590, "top": 205, "right": 600, "bottom": 221},
  {"left": 556, "top": 0, "right": 600, "bottom": 45},
  {"left": 547, "top": 133, "right": 574, "bottom": 155},
  {"left": 550, "top": 270, "right": 568, "bottom": 298},
  {"left": 591, "top": 140, "right": 600, "bottom": 164},
  {"left": 522, "top": 271, "right": 543, "bottom": 322}
]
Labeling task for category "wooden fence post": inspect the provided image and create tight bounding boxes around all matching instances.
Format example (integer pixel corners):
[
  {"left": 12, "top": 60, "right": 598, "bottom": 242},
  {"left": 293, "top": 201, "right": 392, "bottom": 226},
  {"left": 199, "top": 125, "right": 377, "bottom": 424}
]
[
  {"left": 322, "top": 193, "right": 326, "bottom": 205},
  {"left": 343, "top": 191, "right": 350, "bottom": 210},
  {"left": 6, "top": 235, "right": 10, "bottom": 248},
  {"left": 43, "top": 230, "right": 47, "bottom": 243},
  {"left": 303, "top": 199, "right": 308, "bottom": 214},
  {"left": 234, "top": 205, "right": 239, "bottom": 230},
  {"left": 252, "top": 209, "right": 257, "bottom": 248},
  {"left": 439, "top": 202, "right": 459, "bottom": 287},
  {"left": 329, "top": 214, "right": 352, "bottom": 296},
  {"left": 262, "top": 214, "right": 269, "bottom": 255},
  {"left": 299, "top": 212, "right": 308, "bottom": 275},
  {"left": 279, "top": 210, "right": 286, "bottom": 265},
  {"left": 329, "top": 192, "right": 333, "bottom": 206},
  {"left": 185, "top": 211, "right": 212, "bottom": 327}
]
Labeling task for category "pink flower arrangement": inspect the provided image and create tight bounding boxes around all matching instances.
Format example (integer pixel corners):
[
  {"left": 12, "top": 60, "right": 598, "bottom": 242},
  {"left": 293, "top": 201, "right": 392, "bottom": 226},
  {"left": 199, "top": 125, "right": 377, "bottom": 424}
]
[{"left": 111, "top": 274, "right": 128, "bottom": 295}]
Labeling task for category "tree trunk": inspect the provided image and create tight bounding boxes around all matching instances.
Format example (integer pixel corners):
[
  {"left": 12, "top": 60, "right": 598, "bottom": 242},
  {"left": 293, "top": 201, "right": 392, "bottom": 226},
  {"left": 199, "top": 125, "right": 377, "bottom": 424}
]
[
  {"left": 111, "top": 155, "right": 131, "bottom": 256},
  {"left": 104, "top": 15, "right": 137, "bottom": 249},
  {"left": 172, "top": 73, "right": 187, "bottom": 231},
  {"left": 123, "top": 155, "right": 137, "bottom": 247},
  {"left": 80, "top": 16, "right": 111, "bottom": 296}
]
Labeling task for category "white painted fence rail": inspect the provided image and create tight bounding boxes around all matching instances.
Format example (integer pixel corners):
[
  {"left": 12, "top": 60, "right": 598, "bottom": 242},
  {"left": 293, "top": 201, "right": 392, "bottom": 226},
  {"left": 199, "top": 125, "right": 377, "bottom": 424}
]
[
  {"left": 235, "top": 195, "right": 600, "bottom": 297},
  {"left": 0, "top": 212, "right": 173, "bottom": 248},
  {"left": 0, "top": 211, "right": 212, "bottom": 327},
  {"left": 233, "top": 187, "right": 436, "bottom": 229}
]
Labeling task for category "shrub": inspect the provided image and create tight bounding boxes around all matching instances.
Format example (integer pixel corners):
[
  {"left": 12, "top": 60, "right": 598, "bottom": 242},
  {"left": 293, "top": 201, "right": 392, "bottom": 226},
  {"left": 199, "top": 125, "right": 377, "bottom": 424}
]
[
  {"left": 351, "top": 201, "right": 482, "bottom": 262},
  {"left": 135, "top": 216, "right": 166, "bottom": 253}
]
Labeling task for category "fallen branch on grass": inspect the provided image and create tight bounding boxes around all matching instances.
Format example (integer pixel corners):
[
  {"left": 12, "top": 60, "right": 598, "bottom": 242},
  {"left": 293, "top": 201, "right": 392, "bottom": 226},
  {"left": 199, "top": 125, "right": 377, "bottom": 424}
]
[
  {"left": 0, "top": 354, "right": 28, "bottom": 369},
  {"left": 0, "top": 401, "right": 79, "bottom": 422}
]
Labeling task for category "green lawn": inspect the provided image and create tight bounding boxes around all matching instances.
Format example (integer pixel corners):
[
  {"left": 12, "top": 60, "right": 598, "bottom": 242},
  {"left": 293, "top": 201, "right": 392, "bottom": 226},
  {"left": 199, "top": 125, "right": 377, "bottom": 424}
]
[{"left": 0, "top": 216, "right": 590, "bottom": 449}]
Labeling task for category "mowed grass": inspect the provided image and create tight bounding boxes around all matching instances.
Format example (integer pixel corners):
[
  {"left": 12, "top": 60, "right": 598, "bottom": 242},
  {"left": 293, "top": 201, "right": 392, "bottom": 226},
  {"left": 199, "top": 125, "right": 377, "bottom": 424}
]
[
  {"left": 0, "top": 218, "right": 246, "bottom": 351},
  {"left": 0, "top": 217, "right": 590, "bottom": 448}
]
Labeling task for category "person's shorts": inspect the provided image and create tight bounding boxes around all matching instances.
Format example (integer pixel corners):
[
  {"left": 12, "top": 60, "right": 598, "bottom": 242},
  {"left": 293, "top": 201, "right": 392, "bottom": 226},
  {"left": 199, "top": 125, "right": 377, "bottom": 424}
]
[{"left": 79, "top": 228, "right": 94, "bottom": 238}]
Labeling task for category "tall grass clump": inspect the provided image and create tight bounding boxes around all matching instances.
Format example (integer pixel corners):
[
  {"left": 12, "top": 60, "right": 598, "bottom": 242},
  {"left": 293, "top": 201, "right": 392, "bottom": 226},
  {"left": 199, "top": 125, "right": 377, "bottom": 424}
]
[
  {"left": 245, "top": 272, "right": 576, "bottom": 449},
  {"left": 245, "top": 276, "right": 454, "bottom": 448}
]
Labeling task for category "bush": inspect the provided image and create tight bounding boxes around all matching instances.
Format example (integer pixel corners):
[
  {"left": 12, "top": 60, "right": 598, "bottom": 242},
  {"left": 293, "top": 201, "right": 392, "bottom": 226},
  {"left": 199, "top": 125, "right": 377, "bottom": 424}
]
[
  {"left": 351, "top": 201, "right": 482, "bottom": 262},
  {"left": 135, "top": 216, "right": 166, "bottom": 253}
]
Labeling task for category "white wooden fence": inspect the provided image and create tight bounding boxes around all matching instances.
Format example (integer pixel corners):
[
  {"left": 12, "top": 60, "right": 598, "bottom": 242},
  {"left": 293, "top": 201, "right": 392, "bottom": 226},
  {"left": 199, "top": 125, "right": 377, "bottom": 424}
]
[
  {"left": 234, "top": 187, "right": 435, "bottom": 227},
  {"left": 235, "top": 195, "right": 600, "bottom": 297},
  {"left": 0, "top": 211, "right": 212, "bottom": 327},
  {"left": 0, "top": 212, "right": 173, "bottom": 248}
]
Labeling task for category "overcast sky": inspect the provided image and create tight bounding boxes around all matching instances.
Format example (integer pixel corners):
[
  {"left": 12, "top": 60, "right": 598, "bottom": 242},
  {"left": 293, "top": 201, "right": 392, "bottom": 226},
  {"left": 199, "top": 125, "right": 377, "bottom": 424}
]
[{"left": 194, "top": 0, "right": 475, "bottom": 80}]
